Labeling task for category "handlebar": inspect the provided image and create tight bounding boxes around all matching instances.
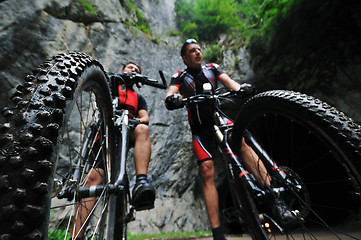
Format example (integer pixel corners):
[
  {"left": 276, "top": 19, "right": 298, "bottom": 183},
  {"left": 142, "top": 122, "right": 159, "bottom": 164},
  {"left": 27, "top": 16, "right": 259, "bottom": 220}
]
[
  {"left": 183, "top": 90, "right": 239, "bottom": 105},
  {"left": 109, "top": 71, "right": 168, "bottom": 90}
]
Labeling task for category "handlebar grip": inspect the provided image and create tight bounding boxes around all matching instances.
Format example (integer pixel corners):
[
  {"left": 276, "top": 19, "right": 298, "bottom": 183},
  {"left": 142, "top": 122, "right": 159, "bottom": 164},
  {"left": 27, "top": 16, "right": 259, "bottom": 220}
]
[
  {"left": 143, "top": 78, "right": 167, "bottom": 89},
  {"left": 159, "top": 70, "right": 168, "bottom": 89},
  {"left": 142, "top": 70, "right": 168, "bottom": 89}
]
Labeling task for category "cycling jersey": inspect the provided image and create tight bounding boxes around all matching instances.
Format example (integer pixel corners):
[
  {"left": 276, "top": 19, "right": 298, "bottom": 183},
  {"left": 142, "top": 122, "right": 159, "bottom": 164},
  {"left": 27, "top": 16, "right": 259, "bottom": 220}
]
[
  {"left": 170, "top": 63, "right": 223, "bottom": 130},
  {"left": 116, "top": 85, "right": 147, "bottom": 119},
  {"left": 170, "top": 63, "right": 225, "bottom": 164}
]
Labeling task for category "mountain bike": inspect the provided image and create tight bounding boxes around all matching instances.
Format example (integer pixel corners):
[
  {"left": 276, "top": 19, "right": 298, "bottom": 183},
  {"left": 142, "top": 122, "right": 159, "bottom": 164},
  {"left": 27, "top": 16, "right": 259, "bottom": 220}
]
[
  {"left": 182, "top": 86, "right": 361, "bottom": 239},
  {"left": 0, "top": 52, "right": 167, "bottom": 240}
]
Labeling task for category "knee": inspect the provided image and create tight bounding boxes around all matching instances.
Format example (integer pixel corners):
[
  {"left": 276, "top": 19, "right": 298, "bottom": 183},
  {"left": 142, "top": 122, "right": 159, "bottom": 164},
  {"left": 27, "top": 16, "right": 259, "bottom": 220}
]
[
  {"left": 135, "top": 124, "right": 149, "bottom": 135},
  {"left": 199, "top": 161, "right": 215, "bottom": 181},
  {"left": 134, "top": 124, "right": 150, "bottom": 138}
]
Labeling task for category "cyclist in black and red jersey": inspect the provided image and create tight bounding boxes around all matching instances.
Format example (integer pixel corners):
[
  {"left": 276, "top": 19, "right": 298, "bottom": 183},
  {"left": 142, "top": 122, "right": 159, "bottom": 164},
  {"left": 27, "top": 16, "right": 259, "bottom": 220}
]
[
  {"left": 71, "top": 62, "right": 155, "bottom": 240},
  {"left": 111, "top": 62, "right": 156, "bottom": 210},
  {"left": 164, "top": 39, "right": 298, "bottom": 240}
]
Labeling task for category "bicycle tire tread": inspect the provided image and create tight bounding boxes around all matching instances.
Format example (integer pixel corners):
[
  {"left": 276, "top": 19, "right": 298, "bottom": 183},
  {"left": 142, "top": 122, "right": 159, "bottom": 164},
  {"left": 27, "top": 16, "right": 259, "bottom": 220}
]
[
  {"left": 0, "top": 52, "right": 107, "bottom": 240},
  {"left": 235, "top": 90, "right": 361, "bottom": 162}
]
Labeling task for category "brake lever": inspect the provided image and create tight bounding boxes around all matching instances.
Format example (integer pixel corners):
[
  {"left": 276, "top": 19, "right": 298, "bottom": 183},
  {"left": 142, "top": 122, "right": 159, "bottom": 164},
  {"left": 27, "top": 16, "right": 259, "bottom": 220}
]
[{"left": 136, "top": 82, "right": 142, "bottom": 88}]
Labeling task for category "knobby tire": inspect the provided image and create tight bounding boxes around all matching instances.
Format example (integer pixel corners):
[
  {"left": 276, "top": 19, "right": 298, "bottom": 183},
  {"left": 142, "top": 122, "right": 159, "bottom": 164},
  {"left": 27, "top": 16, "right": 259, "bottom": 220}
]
[
  {"left": 232, "top": 90, "right": 361, "bottom": 239},
  {"left": 0, "top": 52, "right": 120, "bottom": 240}
]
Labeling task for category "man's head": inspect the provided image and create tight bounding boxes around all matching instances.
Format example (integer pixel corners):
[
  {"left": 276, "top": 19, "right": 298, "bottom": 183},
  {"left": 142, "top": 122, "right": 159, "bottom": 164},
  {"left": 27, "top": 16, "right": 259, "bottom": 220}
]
[
  {"left": 180, "top": 39, "right": 202, "bottom": 69},
  {"left": 121, "top": 62, "right": 141, "bottom": 88},
  {"left": 122, "top": 62, "right": 141, "bottom": 74}
]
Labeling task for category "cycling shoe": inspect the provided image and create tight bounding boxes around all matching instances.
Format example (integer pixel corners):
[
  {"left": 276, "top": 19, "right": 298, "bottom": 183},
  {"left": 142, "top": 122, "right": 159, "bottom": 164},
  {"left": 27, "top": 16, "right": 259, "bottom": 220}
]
[
  {"left": 271, "top": 200, "right": 303, "bottom": 229},
  {"left": 131, "top": 179, "right": 155, "bottom": 211}
]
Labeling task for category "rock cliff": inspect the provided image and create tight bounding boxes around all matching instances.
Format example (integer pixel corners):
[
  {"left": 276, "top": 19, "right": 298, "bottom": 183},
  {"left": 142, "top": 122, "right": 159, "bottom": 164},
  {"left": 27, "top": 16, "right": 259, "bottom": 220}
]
[
  {"left": 0, "top": 0, "right": 218, "bottom": 234},
  {"left": 1, "top": 0, "right": 360, "bottom": 235}
]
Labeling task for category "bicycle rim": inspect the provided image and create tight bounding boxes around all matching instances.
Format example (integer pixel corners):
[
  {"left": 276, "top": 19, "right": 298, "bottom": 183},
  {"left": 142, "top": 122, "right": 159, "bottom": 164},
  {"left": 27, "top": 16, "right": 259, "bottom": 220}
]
[
  {"left": 232, "top": 90, "right": 361, "bottom": 239},
  {"left": 49, "top": 79, "right": 114, "bottom": 240}
]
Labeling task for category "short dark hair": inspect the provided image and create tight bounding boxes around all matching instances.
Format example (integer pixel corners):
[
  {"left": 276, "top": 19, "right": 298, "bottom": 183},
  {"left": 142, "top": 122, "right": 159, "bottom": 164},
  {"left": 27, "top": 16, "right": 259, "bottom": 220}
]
[
  {"left": 122, "top": 61, "right": 141, "bottom": 74},
  {"left": 180, "top": 38, "right": 198, "bottom": 57}
]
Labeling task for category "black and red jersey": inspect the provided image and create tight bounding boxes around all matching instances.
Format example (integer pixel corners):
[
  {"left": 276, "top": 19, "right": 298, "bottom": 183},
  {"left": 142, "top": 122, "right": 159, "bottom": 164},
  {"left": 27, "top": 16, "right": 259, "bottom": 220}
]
[
  {"left": 170, "top": 63, "right": 224, "bottom": 130},
  {"left": 115, "top": 85, "right": 147, "bottom": 119}
]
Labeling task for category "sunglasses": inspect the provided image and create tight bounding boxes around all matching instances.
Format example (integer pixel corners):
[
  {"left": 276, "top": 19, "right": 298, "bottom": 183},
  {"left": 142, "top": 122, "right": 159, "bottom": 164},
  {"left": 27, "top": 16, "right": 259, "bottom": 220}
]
[{"left": 185, "top": 38, "right": 198, "bottom": 44}]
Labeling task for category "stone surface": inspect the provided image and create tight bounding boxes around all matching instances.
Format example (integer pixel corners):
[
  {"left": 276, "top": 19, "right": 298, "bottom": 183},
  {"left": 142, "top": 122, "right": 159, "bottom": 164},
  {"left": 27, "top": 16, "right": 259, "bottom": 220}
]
[{"left": 0, "top": 0, "right": 360, "bottom": 235}]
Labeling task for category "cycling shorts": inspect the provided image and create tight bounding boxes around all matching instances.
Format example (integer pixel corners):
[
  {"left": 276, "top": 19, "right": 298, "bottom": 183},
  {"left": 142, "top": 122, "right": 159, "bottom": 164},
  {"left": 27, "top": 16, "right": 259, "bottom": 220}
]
[
  {"left": 192, "top": 127, "right": 217, "bottom": 165},
  {"left": 191, "top": 118, "right": 234, "bottom": 165}
]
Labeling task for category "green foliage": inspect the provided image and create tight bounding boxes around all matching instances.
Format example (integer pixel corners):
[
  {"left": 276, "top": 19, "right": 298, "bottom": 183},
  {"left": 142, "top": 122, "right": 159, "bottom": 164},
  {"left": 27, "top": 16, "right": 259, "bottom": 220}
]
[
  {"left": 193, "top": 0, "right": 240, "bottom": 41},
  {"left": 174, "top": 0, "right": 359, "bottom": 94},
  {"left": 77, "top": 0, "right": 97, "bottom": 15},
  {"left": 135, "top": 8, "right": 151, "bottom": 35},
  {"left": 203, "top": 44, "right": 222, "bottom": 63},
  {"left": 48, "top": 229, "right": 70, "bottom": 240},
  {"left": 48, "top": 229, "right": 211, "bottom": 240},
  {"left": 175, "top": 0, "right": 240, "bottom": 42},
  {"left": 125, "top": 0, "right": 151, "bottom": 35},
  {"left": 174, "top": 0, "right": 197, "bottom": 38},
  {"left": 174, "top": 0, "right": 294, "bottom": 42},
  {"left": 128, "top": 230, "right": 212, "bottom": 239}
]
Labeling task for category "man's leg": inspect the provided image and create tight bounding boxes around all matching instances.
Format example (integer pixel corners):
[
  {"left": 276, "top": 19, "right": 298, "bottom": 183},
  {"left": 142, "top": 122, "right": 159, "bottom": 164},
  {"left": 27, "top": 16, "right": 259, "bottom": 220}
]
[
  {"left": 240, "top": 137, "right": 271, "bottom": 187},
  {"left": 199, "top": 160, "right": 226, "bottom": 240},
  {"left": 200, "top": 160, "right": 220, "bottom": 228},
  {"left": 132, "top": 124, "right": 151, "bottom": 175},
  {"left": 131, "top": 124, "right": 155, "bottom": 210},
  {"left": 72, "top": 168, "right": 104, "bottom": 239}
]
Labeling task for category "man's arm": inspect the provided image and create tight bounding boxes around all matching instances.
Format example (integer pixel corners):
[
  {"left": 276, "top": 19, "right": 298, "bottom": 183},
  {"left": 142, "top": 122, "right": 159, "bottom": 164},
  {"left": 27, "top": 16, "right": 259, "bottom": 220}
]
[
  {"left": 218, "top": 73, "right": 241, "bottom": 91},
  {"left": 165, "top": 85, "right": 180, "bottom": 100},
  {"left": 138, "top": 109, "right": 149, "bottom": 125}
]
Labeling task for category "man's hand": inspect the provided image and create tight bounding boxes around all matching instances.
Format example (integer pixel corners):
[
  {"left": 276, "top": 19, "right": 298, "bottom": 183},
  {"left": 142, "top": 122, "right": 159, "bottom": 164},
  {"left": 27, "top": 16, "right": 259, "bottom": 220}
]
[
  {"left": 129, "top": 118, "right": 140, "bottom": 129},
  {"left": 165, "top": 94, "right": 184, "bottom": 110},
  {"left": 238, "top": 83, "right": 257, "bottom": 96}
]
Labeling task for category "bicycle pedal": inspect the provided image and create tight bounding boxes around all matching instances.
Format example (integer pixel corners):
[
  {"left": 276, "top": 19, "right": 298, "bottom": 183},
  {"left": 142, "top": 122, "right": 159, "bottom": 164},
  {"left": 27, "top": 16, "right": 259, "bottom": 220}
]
[{"left": 125, "top": 207, "right": 136, "bottom": 223}]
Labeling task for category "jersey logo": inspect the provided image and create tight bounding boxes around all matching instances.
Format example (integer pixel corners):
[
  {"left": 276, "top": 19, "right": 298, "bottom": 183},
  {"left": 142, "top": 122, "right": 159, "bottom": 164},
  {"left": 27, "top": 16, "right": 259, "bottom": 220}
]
[
  {"left": 208, "top": 63, "right": 219, "bottom": 69},
  {"left": 172, "top": 71, "right": 181, "bottom": 79}
]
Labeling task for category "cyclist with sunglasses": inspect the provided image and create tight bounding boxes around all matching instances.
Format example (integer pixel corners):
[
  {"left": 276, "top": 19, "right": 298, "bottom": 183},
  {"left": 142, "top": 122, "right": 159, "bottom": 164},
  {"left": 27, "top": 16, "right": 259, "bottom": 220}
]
[{"left": 164, "top": 39, "right": 298, "bottom": 240}]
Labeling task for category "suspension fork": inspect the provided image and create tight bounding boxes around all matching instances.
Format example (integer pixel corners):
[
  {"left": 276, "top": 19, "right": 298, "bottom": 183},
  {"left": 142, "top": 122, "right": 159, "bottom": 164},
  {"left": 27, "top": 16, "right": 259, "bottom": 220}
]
[
  {"left": 242, "top": 129, "right": 288, "bottom": 181},
  {"left": 215, "top": 126, "right": 264, "bottom": 198},
  {"left": 114, "top": 110, "right": 131, "bottom": 189},
  {"left": 218, "top": 126, "right": 271, "bottom": 240},
  {"left": 58, "top": 111, "right": 131, "bottom": 200}
]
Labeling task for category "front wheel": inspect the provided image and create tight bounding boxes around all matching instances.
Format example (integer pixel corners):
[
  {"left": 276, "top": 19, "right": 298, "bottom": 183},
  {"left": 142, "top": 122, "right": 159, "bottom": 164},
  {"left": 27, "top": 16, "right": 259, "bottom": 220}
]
[
  {"left": 232, "top": 90, "right": 361, "bottom": 239},
  {"left": 0, "top": 52, "right": 118, "bottom": 240}
]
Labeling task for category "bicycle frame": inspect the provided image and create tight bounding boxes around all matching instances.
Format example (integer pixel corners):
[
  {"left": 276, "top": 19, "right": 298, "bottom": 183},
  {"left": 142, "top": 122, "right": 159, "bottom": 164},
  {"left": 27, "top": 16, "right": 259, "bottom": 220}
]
[
  {"left": 187, "top": 90, "right": 300, "bottom": 239},
  {"left": 212, "top": 100, "right": 307, "bottom": 239},
  {"left": 66, "top": 112, "right": 130, "bottom": 196},
  {"left": 212, "top": 110, "right": 270, "bottom": 239},
  {"left": 67, "top": 68, "right": 168, "bottom": 200}
]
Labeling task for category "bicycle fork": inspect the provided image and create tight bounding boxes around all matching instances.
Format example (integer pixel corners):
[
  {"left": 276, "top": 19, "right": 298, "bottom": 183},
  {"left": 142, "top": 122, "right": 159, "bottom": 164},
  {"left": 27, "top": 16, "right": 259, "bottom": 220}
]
[
  {"left": 57, "top": 110, "right": 131, "bottom": 202},
  {"left": 216, "top": 126, "right": 270, "bottom": 239},
  {"left": 214, "top": 125, "right": 264, "bottom": 198}
]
